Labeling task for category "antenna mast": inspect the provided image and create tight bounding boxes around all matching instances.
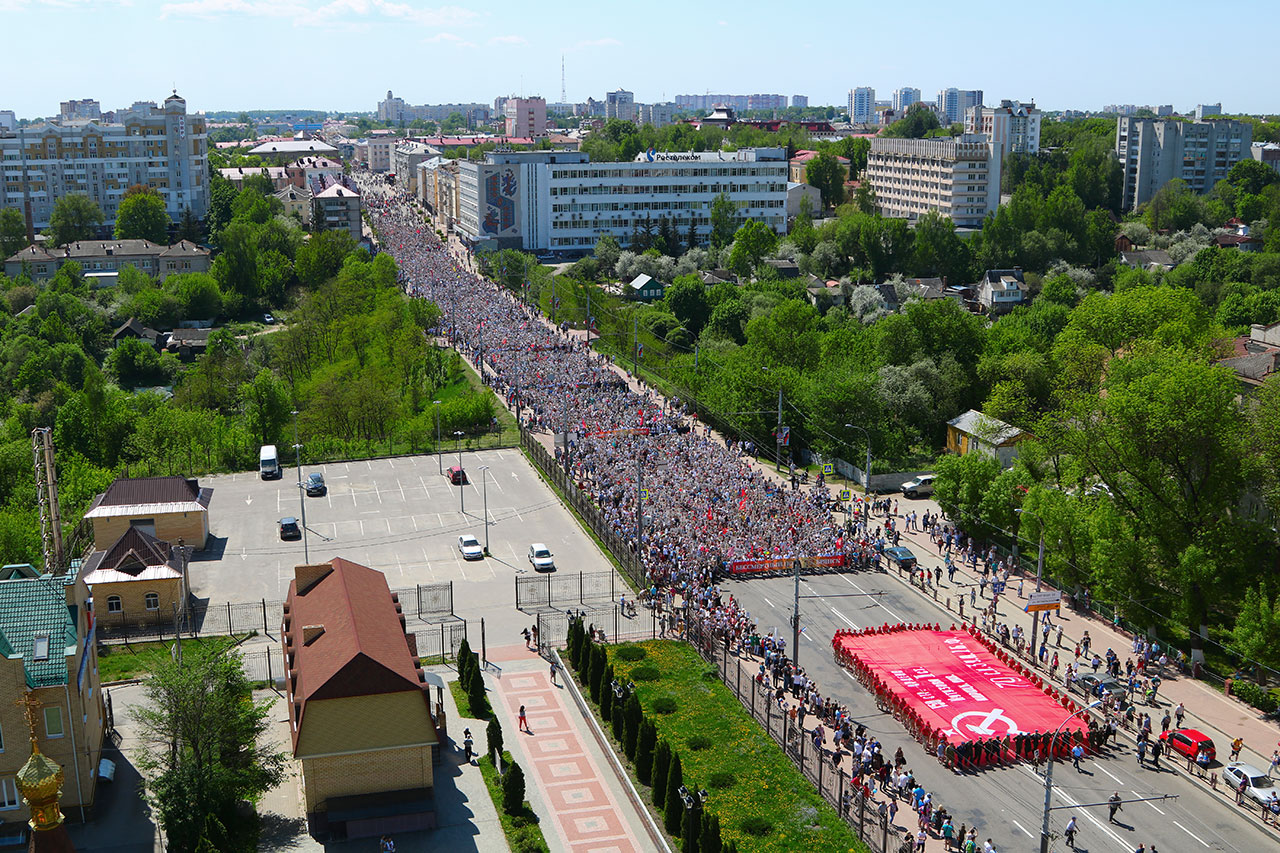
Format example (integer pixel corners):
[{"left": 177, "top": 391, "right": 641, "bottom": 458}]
[
  {"left": 31, "top": 428, "right": 65, "bottom": 575},
  {"left": 561, "top": 55, "right": 566, "bottom": 104}
]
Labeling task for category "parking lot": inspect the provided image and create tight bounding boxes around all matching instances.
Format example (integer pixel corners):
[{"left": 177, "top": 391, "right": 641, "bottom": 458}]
[{"left": 190, "top": 448, "right": 619, "bottom": 621}]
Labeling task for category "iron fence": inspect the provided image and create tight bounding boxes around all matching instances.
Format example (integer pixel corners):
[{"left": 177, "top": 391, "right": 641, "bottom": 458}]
[
  {"left": 535, "top": 604, "right": 660, "bottom": 648},
  {"left": 515, "top": 571, "right": 617, "bottom": 611}
]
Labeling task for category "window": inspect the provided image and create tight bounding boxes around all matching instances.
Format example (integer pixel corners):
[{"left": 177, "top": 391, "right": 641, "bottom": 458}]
[
  {"left": 144, "top": 592, "right": 160, "bottom": 611},
  {"left": 0, "top": 778, "right": 15, "bottom": 810},
  {"left": 106, "top": 595, "right": 122, "bottom": 613},
  {"left": 43, "top": 707, "right": 63, "bottom": 739}
]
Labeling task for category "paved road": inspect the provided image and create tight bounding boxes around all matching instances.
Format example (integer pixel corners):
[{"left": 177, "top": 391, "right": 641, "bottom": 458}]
[{"left": 726, "top": 567, "right": 1275, "bottom": 853}]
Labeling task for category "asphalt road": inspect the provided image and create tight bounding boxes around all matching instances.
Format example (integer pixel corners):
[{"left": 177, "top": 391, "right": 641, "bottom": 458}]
[{"left": 724, "top": 567, "right": 1274, "bottom": 853}]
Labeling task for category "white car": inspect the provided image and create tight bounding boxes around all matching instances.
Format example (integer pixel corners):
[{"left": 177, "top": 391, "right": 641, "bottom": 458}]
[
  {"left": 528, "top": 543, "right": 555, "bottom": 571},
  {"left": 458, "top": 534, "right": 484, "bottom": 560},
  {"left": 1222, "top": 762, "right": 1275, "bottom": 808},
  {"left": 901, "top": 474, "right": 936, "bottom": 499}
]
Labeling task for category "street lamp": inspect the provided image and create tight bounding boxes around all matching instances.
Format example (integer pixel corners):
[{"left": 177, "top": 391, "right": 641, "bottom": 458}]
[
  {"left": 844, "top": 423, "right": 872, "bottom": 499},
  {"left": 479, "top": 465, "right": 490, "bottom": 554},
  {"left": 292, "top": 409, "right": 309, "bottom": 562},
  {"left": 1015, "top": 507, "right": 1047, "bottom": 662},
  {"left": 453, "top": 430, "right": 466, "bottom": 514},
  {"left": 1040, "top": 700, "right": 1102, "bottom": 853},
  {"left": 433, "top": 400, "right": 443, "bottom": 475}
]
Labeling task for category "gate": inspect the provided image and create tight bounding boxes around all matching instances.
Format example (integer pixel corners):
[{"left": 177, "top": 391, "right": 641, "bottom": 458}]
[
  {"left": 516, "top": 571, "right": 618, "bottom": 611},
  {"left": 413, "top": 620, "right": 468, "bottom": 662}
]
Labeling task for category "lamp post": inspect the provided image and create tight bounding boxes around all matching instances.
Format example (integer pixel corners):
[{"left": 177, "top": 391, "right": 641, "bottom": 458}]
[
  {"left": 844, "top": 423, "right": 872, "bottom": 498},
  {"left": 433, "top": 400, "right": 443, "bottom": 475},
  {"left": 1040, "top": 700, "right": 1102, "bottom": 853},
  {"left": 454, "top": 430, "right": 465, "bottom": 514},
  {"left": 1016, "top": 507, "right": 1047, "bottom": 662},
  {"left": 479, "top": 465, "right": 490, "bottom": 554},
  {"left": 292, "top": 409, "right": 309, "bottom": 562}
]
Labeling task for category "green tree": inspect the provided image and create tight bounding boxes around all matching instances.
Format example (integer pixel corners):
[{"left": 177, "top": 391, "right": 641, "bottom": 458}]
[
  {"left": 682, "top": 798, "right": 702, "bottom": 853},
  {"left": 115, "top": 188, "right": 170, "bottom": 243},
  {"left": 664, "top": 751, "right": 685, "bottom": 835},
  {"left": 664, "top": 274, "right": 711, "bottom": 335},
  {"left": 1227, "top": 159, "right": 1280, "bottom": 197},
  {"left": 705, "top": 300, "right": 749, "bottom": 344},
  {"left": 239, "top": 368, "right": 291, "bottom": 447},
  {"left": 295, "top": 228, "right": 356, "bottom": 287},
  {"left": 486, "top": 717, "right": 504, "bottom": 759},
  {"left": 700, "top": 813, "right": 722, "bottom": 853},
  {"left": 1232, "top": 584, "right": 1280, "bottom": 672},
  {"left": 709, "top": 193, "right": 738, "bottom": 250},
  {"left": 176, "top": 207, "right": 203, "bottom": 243},
  {"left": 883, "top": 104, "right": 941, "bottom": 139},
  {"left": 105, "top": 337, "right": 171, "bottom": 389},
  {"left": 0, "top": 207, "right": 27, "bottom": 259},
  {"left": 501, "top": 760, "right": 526, "bottom": 813},
  {"left": 727, "top": 220, "right": 778, "bottom": 276},
  {"left": 651, "top": 740, "right": 671, "bottom": 808},
  {"left": 46, "top": 193, "right": 103, "bottom": 246},
  {"left": 134, "top": 645, "right": 286, "bottom": 853},
  {"left": 932, "top": 450, "right": 1003, "bottom": 535},
  {"left": 635, "top": 719, "right": 657, "bottom": 784},
  {"left": 622, "top": 693, "right": 643, "bottom": 758},
  {"left": 804, "top": 151, "right": 846, "bottom": 208}
]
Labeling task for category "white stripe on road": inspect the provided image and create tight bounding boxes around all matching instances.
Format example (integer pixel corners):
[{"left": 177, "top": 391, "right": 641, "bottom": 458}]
[
  {"left": 762, "top": 596, "right": 774, "bottom": 608},
  {"left": 830, "top": 606, "right": 859, "bottom": 629},
  {"left": 1097, "top": 766, "right": 1124, "bottom": 784},
  {"left": 1135, "top": 791, "right": 1165, "bottom": 815},
  {"left": 1010, "top": 819, "right": 1033, "bottom": 838},
  {"left": 1019, "top": 766, "right": 1131, "bottom": 852},
  {"left": 840, "top": 573, "right": 906, "bottom": 623},
  {"left": 1173, "top": 821, "right": 1210, "bottom": 848}
]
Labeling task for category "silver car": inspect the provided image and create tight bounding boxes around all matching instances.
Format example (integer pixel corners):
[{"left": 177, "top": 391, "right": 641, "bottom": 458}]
[
  {"left": 457, "top": 534, "right": 484, "bottom": 560},
  {"left": 528, "top": 543, "right": 555, "bottom": 571},
  {"left": 1222, "top": 763, "right": 1275, "bottom": 808}
]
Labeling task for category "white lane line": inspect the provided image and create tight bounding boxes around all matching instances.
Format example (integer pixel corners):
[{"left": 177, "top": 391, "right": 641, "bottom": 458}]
[
  {"left": 1010, "top": 819, "right": 1032, "bottom": 838},
  {"left": 1019, "top": 766, "right": 1130, "bottom": 851},
  {"left": 802, "top": 631, "right": 813, "bottom": 643},
  {"left": 762, "top": 597, "right": 775, "bottom": 608},
  {"left": 840, "top": 573, "right": 906, "bottom": 623},
  {"left": 1172, "top": 819, "right": 1208, "bottom": 845},
  {"left": 1097, "top": 766, "right": 1124, "bottom": 784},
  {"left": 1134, "top": 791, "right": 1164, "bottom": 815},
  {"left": 830, "top": 606, "right": 859, "bottom": 629}
]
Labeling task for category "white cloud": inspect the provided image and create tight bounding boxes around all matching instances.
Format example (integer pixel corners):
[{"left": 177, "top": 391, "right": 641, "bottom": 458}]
[
  {"left": 488, "top": 34, "right": 526, "bottom": 45},
  {"left": 717, "top": 19, "right": 727, "bottom": 26}
]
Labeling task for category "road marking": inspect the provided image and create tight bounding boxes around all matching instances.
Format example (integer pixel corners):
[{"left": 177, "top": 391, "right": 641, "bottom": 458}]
[
  {"left": 1173, "top": 821, "right": 1209, "bottom": 848},
  {"left": 762, "top": 596, "right": 775, "bottom": 609},
  {"left": 840, "top": 573, "right": 906, "bottom": 623},
  {"left": 1097, "top": 766, "right": 1123, "bottom": 784},
  {"left": 829, "top": 606, "right": 858, "bottom": 629},
  {"left": 1134, "top": 791, "right": 1164, "bottom": 814},
  {"left": 1010, "top": 819, "right": 1032, "bottom": 838},
  {"left": 1019, "top": 766, "right": 1130, "bottom": 851}
]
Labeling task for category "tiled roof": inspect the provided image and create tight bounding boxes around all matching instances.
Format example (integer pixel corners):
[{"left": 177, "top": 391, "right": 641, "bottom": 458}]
[
  {"left": 948, "top": 409, "right": 1024, "bottom": 445},
  {"left": 0, "top": 574, "right": 79, "bottom": 688},
  {"left": 157, "top": 240, "right": 209, "bottom": 258},
  {"left": 248, "top": 139, "right": 337, "bottom": 156},
  {"left": 85, "top": 476, "right": 211, "bottom": 519},
  {"left": 285, "top": 558, "right": 426, "bottom": 744},
  {"left": 79, "top": 527, "right": 180, "bottom": 584}
]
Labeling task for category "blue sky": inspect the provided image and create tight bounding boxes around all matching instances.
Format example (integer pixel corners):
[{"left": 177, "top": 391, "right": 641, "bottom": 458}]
[{"left": 3, "top": 0, "right": 1276, "bottom": 118}]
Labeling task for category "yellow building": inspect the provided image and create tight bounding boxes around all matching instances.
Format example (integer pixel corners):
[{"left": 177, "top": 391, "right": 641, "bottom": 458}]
[
  {"left": 82, "top": 476, "right": 211, "bottom": 551},
  {"left": 282, "top": 558, "right": 443, "bottom": 841},
  {"left": 0, "top": 567, "right": 104, "bottom": 835},
  {"left": 77, "top": 527, "right": 189, "bottom": 628},
  {"left": 945, "top": 409, "right": 1029, "bottom": 469}
]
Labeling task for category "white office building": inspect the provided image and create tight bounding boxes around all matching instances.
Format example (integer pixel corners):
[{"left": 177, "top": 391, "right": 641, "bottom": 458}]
[
  {"left": 1116, "top": 117, "right": 1251, "bottom": 210},
  {"left": 866, "top": 134, "right": 1003, "bottom": 229},
  {"left": 849, "top": 87, "right": 876, "bottom": 124},
  {"left": 892, "top": 88, "right": 921, "bottom": 114},
  {"left": 637, "top": 102, "right": 677, "bottom": 129},
  {"left": 606, "top": 89, "right": 636, "bottom": 122},
  {"left": 935, "top": 88, "right": 983, "bottom": 125},
  {"left": 455, "top": 148, "right": 790, "bottom": 253},
  {"left": 966, "top": 100, "right": 1041, "bottom": 154},
  {"left": 0, "top": 111, "right": 15, "bottom": 132}
]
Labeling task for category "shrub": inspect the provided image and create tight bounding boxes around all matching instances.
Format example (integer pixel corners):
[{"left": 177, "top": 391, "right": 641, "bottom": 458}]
[
  {"left": 740, "top": 816, "right": 772, "bottom": 837},
  {"left": 635, "top": 719, "right": 657, "bottom": 784},
  {"left": 502, "top": 761, "right": 526, "bottom": 814},
  {"left": 487, "top": 717, "right": 504, "bottom": 758},
  {"left": 467, "top": 664, "right": 488, "bottom": 717},
  {"left": 700, "top": 813, "right": 722, "bottom": 853},
  {"left": 1233, "top": 680, "right": 1280, "bottom": 712},
  {"left": 707, "top": 771, "right": 735, "bottom": 789},
  {"left": 702, "top": 669, "right": 719, "bottom": 682},
  {"left": 651, "top": 741, "right": 671, "bottom": 808},
  {"left": 617, "top": 645, "right": 648, "bottom": 661},
  {"left": 623, "top": 694, "right": 643, "bottom": 758},
  {"left": 664, "top": 752, "right": 684, "bottom": 836},
  {"left": 600, "top": 665, "right": 616, "bottom": 720},
  {"left": 683, "top": 802, "right": 702, "bottom": 853},
  {"left": 632, "top": 665, "right": 661, "bottom": 682},
  {"left": 611, "top": 693, "right": 625, "bottom": 742},
  {"left": 652, "top": 696, "right": 678, "bottom": 714},
  {"left": 686, "top": 734, "right": 712, "bottom": 751}
]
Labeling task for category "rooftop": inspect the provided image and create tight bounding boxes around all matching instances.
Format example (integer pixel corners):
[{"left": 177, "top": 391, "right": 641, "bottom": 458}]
[
  {"left": 248, "top": 139, "right": 338, "bottom": 156},
  {"left": 78, "top": 526, "right": 182, "bottom": 586},
  {"left": 0, "top": 572, "right": 80, "bottom": 688},
  {"left": 84, "top": 476, "right": 211, "bottom": 519},
  {"left": 948, "top": 409, "right": 1025, "bottom": 445}
]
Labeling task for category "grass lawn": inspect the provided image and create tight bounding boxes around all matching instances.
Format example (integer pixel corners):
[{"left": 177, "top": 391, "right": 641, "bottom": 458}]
[
  {"left": 477, "top": 751, "right": 550, "bottom": 853},
  {"left": 98, "top": 635, "right": 240, "bottom": 682},
  {"left": 448, "top": 678, "right": 494, "bottom": 720},
  {"left": 603, "top": 640, "right": 867, "bottom": 853}
]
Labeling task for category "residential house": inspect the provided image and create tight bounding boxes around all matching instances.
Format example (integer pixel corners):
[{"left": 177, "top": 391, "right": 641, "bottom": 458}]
[
  {"left": 975, "top": 268, "right": 1027, "bottom": 314},
  {"left": 698, "top": 270, "right": 736, "bottom": 287},
  {"left": 312, "top": 179, "right": 362, "bottom": 242},
  {"left": 806, "top": 279, "right": 846, "bottom": 310},
  {"left": 0, "top": 567, "right": 105, "bottom": 830},
  {"left": 83, "top": 476, "right": 212, "bottom": 550},
  {"left": 276, "top": 184, "right": 313, "bottom": 225},
  {"left": 111, "top": 318, "right": 160, "bottom": 349},
  {"left": 789, "top": 150, "right": 850, "bottom": 184},
  {"left": 761, "top": 259, "right": 800, "bottom": 279},
  {"left": 1119, "top": 249, "right": 1175, "bottom": 272},
  {"left": 4, "top": 240, "right": 211, "bottom": 283},
  {"left": 1218, "top": 321, "right": 1280, "bottom": 392},
  {"left": 627, "top": 273, "right": 665, "bottom": 302},
  {"left": 217, "top": 166, "right": 292, "bottom": 191},
  {"left": 247, "top": 139, "right": 338, "bottom": 163},
  {"left": 165, "top": 328, "right": 211, "bottom": 359},
  {"left": 946, "top": 409, "right": 1029, "bottom": 468},
  {"left": 283, "top": 559, "right": 444, "bottom": 840},
  {"left": 78, "top": 526, "right": 190, "bottom": 627}
]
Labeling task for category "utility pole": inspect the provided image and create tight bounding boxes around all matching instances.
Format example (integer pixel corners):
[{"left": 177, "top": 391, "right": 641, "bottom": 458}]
[
  {"left": 636, "top": 447, "right": 644, "bottom": 555},
  {"left": 792, "top": 557, "right": 802, "bottom": 667},
  {"left": 633, "top": 315, "right": 639, "bottom": 377},
  {"left": 586, "top": 290, "right": 591, "bottom": 345},
  {"left": 775, "top": 388, "right": 784, "bottom": 473},
  {"left": 1017, "top": 508, "right": 1046, "bottom": 661},
  {"left": 292, "top": 410, "right": 309, "bottom": 562}
]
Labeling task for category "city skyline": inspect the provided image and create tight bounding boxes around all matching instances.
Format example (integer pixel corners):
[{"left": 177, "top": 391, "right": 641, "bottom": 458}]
[{"left": 1, "top": 0, "right": 1277, "bottom": 117}]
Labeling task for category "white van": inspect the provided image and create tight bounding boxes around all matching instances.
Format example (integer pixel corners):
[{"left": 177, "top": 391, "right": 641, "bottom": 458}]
[
  {"left": 901, "top": 474, "right": 935, "bottom": 499},
  {"left": 259, "top": 445, "right": 281, "bottom": 480}
]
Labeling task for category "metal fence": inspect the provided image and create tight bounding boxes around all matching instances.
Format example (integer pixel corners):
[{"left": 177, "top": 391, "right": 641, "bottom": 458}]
[
  {"left": 515, "top": 571, "right": 617, "bottom": 611},
  {"left": 412, "top": 620, "right": 470, "bottom": 662},
  {"left": 519, "top": 430, "right": 646, "bottom": 590},
  {"left": 535, "top": 605, "right": 661, "bottom": 648},
  {"left": 97, "top": 582, "right": 456, "bottom": 644},
  {"left": 240, "top": 646, "right": 287, "bottom": 685}
]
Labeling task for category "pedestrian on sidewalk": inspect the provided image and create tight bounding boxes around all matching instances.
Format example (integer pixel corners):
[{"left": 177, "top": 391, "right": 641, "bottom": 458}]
[
  {"left": 1161, "top": 710, "right": 1171, "bottom": 733},
  {"left": 1151, "top": 740, "right": 1162, "bottom": 769},
  {"left": 522, "top": 627, "right": 531, "bottom": 649},
  {"left": 1270, "top": 749, "right": 1280, "bottom": 778},
  {"left": 1072, "top": 743, "right": 1085, "bottom": 771},
  {"left": 550, "top": 661, "right": 558, "bottom": 686},
  {"left": 518, "top": 704, "right": 531, "bottom": 733},
  {"left": 1231, "top": 736, "right": 1244, "bottom": 762},
  {"left": 1174, "top": 702, "right": 1185, "bottom": 728},
  {"left": 380, "top": 835, "right": 396, "bottom": 853}
]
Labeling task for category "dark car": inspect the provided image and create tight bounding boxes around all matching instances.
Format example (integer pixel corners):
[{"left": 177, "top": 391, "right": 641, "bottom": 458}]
[
  {"left": 1160, "top": 728, "right": 1216, "bottom": 763},
  {"left": 883, "top": 546, "right": 917, "bottom": 571},
  {"left": 278, "top": 517, "right": 301, "bottom": 541},
  {"left": 304, "top": 472, "right": 326, "bottom": 496},
  {"left": 1075, "top": 673, "right": 1128, "bottom": 698}
]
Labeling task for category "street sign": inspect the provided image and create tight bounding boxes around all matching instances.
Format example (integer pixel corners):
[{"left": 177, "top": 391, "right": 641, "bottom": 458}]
[
  {"left": 839, "top": 489, "right": 852, "bottom": 501},
  {"left": 823, "top": 463, "right": 834, "bottom": 475},
  {"left": 1026, "top": 590, "right": 1062, "bottom": 612},
  {"left": 640, "top": 488, "right": 649, "bottom": 500},
  {"left": 777, "top": 426, "right": 791, "bottom": 447}
]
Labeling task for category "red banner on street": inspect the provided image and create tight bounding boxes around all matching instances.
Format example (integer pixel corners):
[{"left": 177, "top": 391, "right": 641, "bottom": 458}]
[
  {"left": 834, "top": 627, "right": 1086, "bottom": 746},
  {"left": 726, "top": 554, "right": 847, "bottom": 575}
]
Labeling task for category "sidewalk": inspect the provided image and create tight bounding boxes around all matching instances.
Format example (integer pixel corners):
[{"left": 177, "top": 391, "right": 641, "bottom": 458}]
[
  {"left": 887, "top": 515, "right": 1280, "bottom": 776},
  {"left": 483, "top": 643, "right": 655, "bottom": 853}
]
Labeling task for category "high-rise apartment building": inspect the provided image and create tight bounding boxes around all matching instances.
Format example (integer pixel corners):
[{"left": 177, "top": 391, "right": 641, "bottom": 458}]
[
  {"left": 1, "top": 91, "right": 208, "bottom": 230},
  {"left": 849, "top": 87, "right": 876, "bottom": 124},
  {"left": 504, "top": 97, "right": 547, "bottom": 137},
  {"left": 375, "top": 91, "right": 489, "bottom": 126},
  {"left": 791, "top": 95, "right": 809, "bottom": 109},
  {"left": 747, "top": 94, "right": 788, "bottom": 111},
  {"left": 638, "top": 102, "right": 677, "bottom": 128},
  {"left": 892, "top": 87, "right": 921, "bottom": 113},
  {"left": 606, "top": 89, "right": 636, "bottom": 122},
  {"left": 966, "top": 100, "right": 1041, "bottom": 154},
  {"left": 1116, "top": 117, "right": 1251, "bottom": 210},
  {"left": 935, "top": 88, "right": 983, "bottom": 125},
  {"left": 1195, "top": 103, "right": 1223, "bottom": 122},
  {"left": 59, "top": 98, "right": 101, "bottom": 121},
  {"left": 0, "top": 111, "right": 15, "bottom": 131},
  {"left": 866, "top": 134, "right": 1003, "bottom": 229}
]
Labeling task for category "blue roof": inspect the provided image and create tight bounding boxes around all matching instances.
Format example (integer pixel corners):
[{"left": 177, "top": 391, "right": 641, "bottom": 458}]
[{"left": 0, "top": 574, "right": 79, "bottom": 688}]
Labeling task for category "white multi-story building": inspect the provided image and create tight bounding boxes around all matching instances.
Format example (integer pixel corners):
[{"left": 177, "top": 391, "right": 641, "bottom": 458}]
[
  {"left": 935, "top": 88, "right": 983, "bottom": 125},
  {"left": 892, "top": 87, "right": 921, "bottom": 114},
  {"left": 1116, "top": 117, "right": 1251, "bottom": 210},
  {"left": 455, "top": 148, "right": 790, "bottom": 253},
  {"left": 1, "top": 92, "right": 208, "bottom": 230},
  {"left": 966, "top": 100, "right": 1041, "bottom": 154},
  {"left": 791, "top": 95, "right": 809, "bottom": 109},
  {"left": 392, "top": 141, "right": 439, "bottom": 193},
  {"left": 504, "top": 97, "right": 547, "bottom": 137},
  {"left": 59, "top": 99, "right": 101, "bottom": 121},
  {"left": 866, "top": 134, "right": 1003, "bottom": 229},
  {"left": 0, "top": 111, "right": 15, "bottom": 132},
  {"left": 637, "top": 102, "right": 677, "bottom": 128},
  {"left": 747, "top": 94, "right": 788, "bottom": 112},
  {"left": 1195, "top": 103, "right": 1223, "bottom": 122},
  {"left": 849, "top": 88, "right": 876, "bottom": 124},
  {"left": 606, "top": 90, "right": 636, "bottom": 122}
]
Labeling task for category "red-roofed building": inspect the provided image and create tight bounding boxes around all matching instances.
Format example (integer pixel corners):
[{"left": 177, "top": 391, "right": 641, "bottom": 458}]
[
  {"left": 283, "top": 558, "right": 443, "bottom": 840},
  {"left": 789, "top": 149, "right": 851, "bottom": 183}
]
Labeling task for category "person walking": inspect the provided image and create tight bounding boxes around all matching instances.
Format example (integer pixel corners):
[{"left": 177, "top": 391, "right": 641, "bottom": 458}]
[
  {"left": 1064, "top": 815, "right": 1079, "bottom": 848},
  {"left": 550, "top": 660, "right": 559, "bottom": 686},
  {"left": 1174, "top": 702, "right": 1185, "bottom": 728},
  {"left": 1072, "top": 743, "right": 1085, "bottom": 771},
  {"left": 1231, "top": 736, "right": 1244, "bottom": 762},
  {"left": 380, "top": 835, "right": 396, "bottom": 853},
  {"left": 518, "top": 704, "right": 530, "bottom": 733},
  {"left": 522, "top": 627, "right": 531, "bottom": 649},
  {"left": 1151, "top": 739, "right": 1163, "bottom": 770},
  {"left": 1137, "top": 739, "right": 1147, "bottom": 765},
  {"left": 1108, "top": 792, "right": 1123, "bottom": 823}
]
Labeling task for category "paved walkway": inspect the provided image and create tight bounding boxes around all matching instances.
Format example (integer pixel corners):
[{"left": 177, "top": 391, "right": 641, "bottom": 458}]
[{"left": 483, "top": 643, "right": 650, "bottom": 853}]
